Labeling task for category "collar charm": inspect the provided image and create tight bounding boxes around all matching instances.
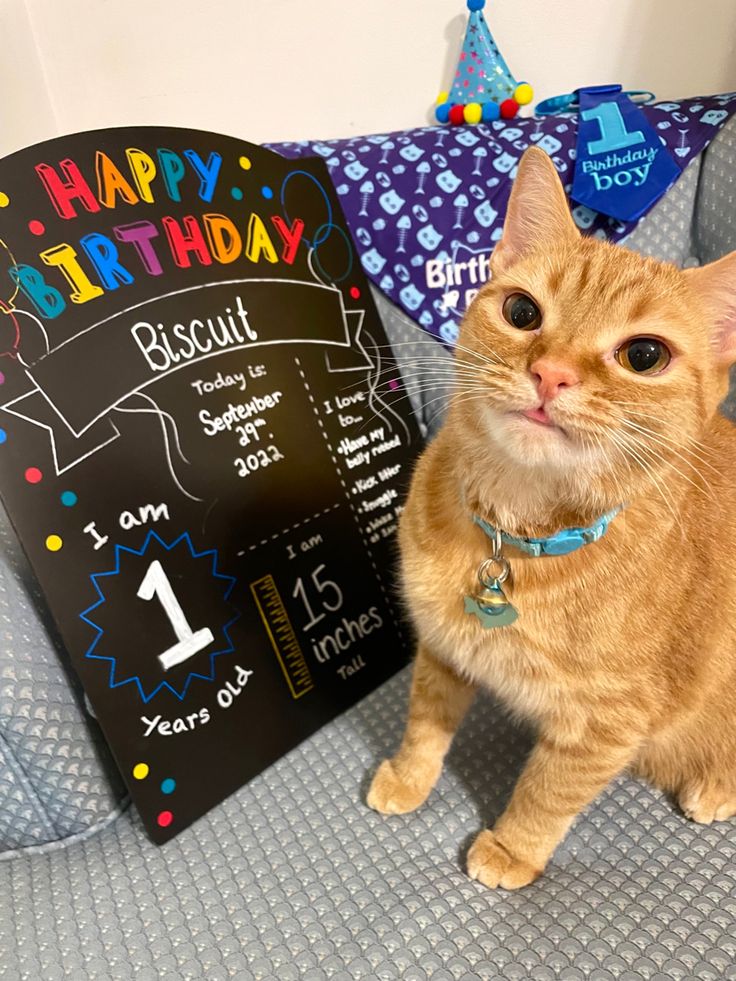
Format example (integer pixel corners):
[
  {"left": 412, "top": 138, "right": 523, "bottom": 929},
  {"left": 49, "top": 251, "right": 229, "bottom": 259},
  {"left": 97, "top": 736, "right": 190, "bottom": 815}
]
[{"left": 464, "top": 528, "right": 519, "bottom": 629}]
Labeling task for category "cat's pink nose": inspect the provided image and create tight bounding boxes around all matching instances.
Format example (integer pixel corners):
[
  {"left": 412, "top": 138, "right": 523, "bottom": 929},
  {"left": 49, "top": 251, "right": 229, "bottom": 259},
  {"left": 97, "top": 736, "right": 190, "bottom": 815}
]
[{"left": 530, "top": 359, "right": 580, "bottom": 402}]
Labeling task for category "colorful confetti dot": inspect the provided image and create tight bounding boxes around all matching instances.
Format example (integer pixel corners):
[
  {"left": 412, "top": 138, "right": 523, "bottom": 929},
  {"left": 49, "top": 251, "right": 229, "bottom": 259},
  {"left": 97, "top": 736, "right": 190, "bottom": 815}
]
[
  {"left": 0, "top": 193, "right": 9, "bottom": 208},
  {"left": 261, "top": 186, "right": 273, "bottom": 200},
  {"left": 157, "top": 810, "right": 173, "bottom": 828},
  {"left": 160, "top": 778, "right": 176, "bottom": 794},
  {"left": 388, "top": 378, "right": 400, "bottom": 391},
  {"left": 45, "top": 534, "right": 63, "bottom": 552},
  {"left": 28, "top": 220, "right": 45, "bottom": 236},
  {"left": 230, "top": 187, "right": 243, "bottom": 201},
  {"left": 0, "top": 429, "right": 6, "bottom": 445},
  {"left": 60, "top": 490, "right": 77, "bottom": 507},
  {"left": 25, "top": 467, "right": 43, "bottom": 484},
  {"left": 132, "top": 763, "right": 149, "bottom": 780},
  {"left": 0, "top": 371, "right": 5, "bottom": 385},
  {"left": 349, "top": 286, "right": 361, "bottom": 300},
  {"left": 239, "top": 155, "right": 252, "bottom": 170}
]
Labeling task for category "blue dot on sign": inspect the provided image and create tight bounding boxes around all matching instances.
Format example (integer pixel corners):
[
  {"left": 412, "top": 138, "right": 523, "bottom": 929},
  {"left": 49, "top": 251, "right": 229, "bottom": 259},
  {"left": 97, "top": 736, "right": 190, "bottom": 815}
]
[
  {"left": 230, "top": 187, "right": 243, "bottom": 201},
  {"left": 161, "top": 778, "right": 176, "bottom": 794},
  {"left": 0, "top": 429, "right": 5, "bottom": 445},
  {"left": 261, "top": 185, "right": 273, "bottom": 200},
  {"left": 60, "top": 490, "right": 77, "bottom": 506}
]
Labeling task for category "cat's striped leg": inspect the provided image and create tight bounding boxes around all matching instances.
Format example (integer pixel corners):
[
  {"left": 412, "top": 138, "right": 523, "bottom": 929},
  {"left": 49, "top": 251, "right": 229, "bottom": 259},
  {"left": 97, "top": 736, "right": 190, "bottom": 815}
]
[
  {"left": 467, "top": 725, "right": 640, "bottom": 889},
  {"left": 367, "top": 645, "right": 476, "bottom": 815}
]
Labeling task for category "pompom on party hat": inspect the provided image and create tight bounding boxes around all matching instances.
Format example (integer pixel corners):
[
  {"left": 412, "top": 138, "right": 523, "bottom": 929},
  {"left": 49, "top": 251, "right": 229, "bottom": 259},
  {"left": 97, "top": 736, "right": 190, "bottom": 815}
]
[{"left": 435, "top": 0, "right": 533, "bottom": 125}]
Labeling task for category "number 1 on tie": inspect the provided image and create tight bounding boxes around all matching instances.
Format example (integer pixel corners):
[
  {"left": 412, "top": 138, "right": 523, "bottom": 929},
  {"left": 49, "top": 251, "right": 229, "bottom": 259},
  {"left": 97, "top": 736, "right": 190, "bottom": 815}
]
[
  {"left": 138, "top": 559, "right": 214, "bottom": 671},
  {"left": 581, "top": 101, "right": 645, "bottom": 155}
]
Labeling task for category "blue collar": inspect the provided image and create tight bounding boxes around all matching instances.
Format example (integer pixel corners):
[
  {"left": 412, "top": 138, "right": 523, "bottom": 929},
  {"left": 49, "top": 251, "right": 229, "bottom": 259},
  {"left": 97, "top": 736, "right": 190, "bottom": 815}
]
[{"left": 473, "top": 506, "right": 624, "bottom": 557}]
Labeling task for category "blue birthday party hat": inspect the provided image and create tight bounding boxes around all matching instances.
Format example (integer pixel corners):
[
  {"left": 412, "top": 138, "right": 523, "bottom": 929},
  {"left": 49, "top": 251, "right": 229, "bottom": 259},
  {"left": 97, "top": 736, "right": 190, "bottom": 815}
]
[{"left": 435, "top": 0, "right": 533, "bottom": 125}]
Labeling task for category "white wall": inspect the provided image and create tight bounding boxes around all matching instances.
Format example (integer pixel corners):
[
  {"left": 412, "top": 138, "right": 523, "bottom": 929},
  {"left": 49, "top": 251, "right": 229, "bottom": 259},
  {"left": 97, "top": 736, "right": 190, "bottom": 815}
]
[
  {"left": 3, "top": 0, "right": 736, "bottom": 153},
  {"left": 0, "top": 1, "right": 57, "bottom": 157}
]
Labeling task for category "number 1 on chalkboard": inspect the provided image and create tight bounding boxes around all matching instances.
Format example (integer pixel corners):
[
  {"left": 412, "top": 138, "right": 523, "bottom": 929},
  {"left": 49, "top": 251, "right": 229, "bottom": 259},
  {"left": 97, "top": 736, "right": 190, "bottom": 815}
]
[{"left": 138, "top": 560, "right": 215, "bottom": 670}]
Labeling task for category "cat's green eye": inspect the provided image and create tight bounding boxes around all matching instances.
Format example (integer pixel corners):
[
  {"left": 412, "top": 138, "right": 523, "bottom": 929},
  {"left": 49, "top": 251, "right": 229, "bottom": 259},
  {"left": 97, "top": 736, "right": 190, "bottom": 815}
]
[
  {"left": 502, "top": 293, "right": 542, "bottom": 331},
  {"left": 616, "top": 337, "right": 671, "bottom": 375}
]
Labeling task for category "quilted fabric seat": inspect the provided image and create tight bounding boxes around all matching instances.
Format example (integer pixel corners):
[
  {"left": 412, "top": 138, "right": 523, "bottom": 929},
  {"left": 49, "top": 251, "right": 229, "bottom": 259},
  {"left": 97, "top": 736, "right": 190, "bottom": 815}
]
[{"left": 1, "top": 117, "right": 735, "bottom": 980}]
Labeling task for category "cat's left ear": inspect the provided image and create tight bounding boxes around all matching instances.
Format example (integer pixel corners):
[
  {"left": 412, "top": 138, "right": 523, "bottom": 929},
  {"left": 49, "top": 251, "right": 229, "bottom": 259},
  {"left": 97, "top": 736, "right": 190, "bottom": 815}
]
[
  {"left": 683, "top": 252, "right": 736, "bottom": 363},
  {"left": 491, "top": 146, "right": 579, "bottom": 275}
]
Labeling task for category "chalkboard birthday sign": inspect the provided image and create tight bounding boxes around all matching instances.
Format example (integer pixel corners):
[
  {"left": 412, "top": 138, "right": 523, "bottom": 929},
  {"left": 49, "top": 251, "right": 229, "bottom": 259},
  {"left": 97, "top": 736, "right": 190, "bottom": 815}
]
[{"left": 0, "top": 127, "right": 421, "bottom": 842}]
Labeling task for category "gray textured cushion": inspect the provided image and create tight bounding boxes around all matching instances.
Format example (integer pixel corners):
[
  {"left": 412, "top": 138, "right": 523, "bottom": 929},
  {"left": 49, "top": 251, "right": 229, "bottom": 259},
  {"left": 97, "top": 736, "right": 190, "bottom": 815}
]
[
  {"left": 695, "top": 113, "right": 736, "bottom": 263},
  {"left": 623, "top": 155, "right": 701, "bottom": 264},
  {"left": 1, "top": 670, "right": 734, "bottom": 980},
  {"left": 0, "top": 505, "right": 124, "bottom": 852}
]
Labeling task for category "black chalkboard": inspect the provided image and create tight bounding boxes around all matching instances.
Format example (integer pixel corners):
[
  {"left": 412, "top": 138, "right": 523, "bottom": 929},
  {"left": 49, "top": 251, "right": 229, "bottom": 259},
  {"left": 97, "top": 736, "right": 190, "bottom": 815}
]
[{"left": 0, "top": 127, "right": 421, "bottom": 842}]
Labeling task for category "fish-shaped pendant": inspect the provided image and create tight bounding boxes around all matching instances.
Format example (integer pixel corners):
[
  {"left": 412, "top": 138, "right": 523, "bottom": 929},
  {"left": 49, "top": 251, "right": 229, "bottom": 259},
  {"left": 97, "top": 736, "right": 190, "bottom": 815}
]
[{"left": 464, "top": 582, "right": 518, "bottom": 629}]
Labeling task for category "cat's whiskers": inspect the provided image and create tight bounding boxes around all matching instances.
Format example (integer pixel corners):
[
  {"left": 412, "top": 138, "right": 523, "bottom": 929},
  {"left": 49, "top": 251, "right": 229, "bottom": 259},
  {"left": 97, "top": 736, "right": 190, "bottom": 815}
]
[
  {"left": 369, "top": 336, "right": 506, "bottom": 370},
  {"left": 575, "top": 403, "right": 716, "bottom": 469},
  {"left": 389, "top": 357, "right": 499, "bottom": 379},
  {"left": 355, "top": 359, "right": 490, "bottom": 410},
  {"left": 428, "top": 388, "right": 494, "bottom": 425},
  {"left": 559, "top": 408, "right": 713, "bottom": 515},
  {"left": 607, "top": 402, "right": 716, "bottom": 456},
  {"left": 470, "top": 333, "right": 511, "bottom": 368},
  {"left": 615, "top": 427, "right": 716, "bottom": 503},
  {"left": 374, "top": 353, "right": 505, "bottom": 384},
  {"left": 613, "top": 432, "right": 707, "bottom": 539},
  {"left": 360, "top": 365, "right": 504, "bottom": 433},
  {"left": 396, "top": 365, "right": 509, "bottom": 403},
  {"left": 382, "top": 364, "right": 504, "bottom": 403},
  {"left": 603, "top": 426, "right": 686, "bottom": 536},
  {"left": 445, "top": 386, "right": 503, "bottom": 412},
  {"left": 591, "top": 432, "right": 629, "bottom": 515},
  {"left": 411, "top": 339, "right": 509, "bottom": 370},
  {"left": 619, "top": 418, "right": 721, "bottom": 479}
]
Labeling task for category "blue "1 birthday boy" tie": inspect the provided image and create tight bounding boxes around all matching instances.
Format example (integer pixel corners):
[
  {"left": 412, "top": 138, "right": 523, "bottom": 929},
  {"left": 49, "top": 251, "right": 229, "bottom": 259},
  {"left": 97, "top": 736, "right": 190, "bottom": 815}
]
[{"left": 572, "top": 85, "right": 680, "bottom": 222}]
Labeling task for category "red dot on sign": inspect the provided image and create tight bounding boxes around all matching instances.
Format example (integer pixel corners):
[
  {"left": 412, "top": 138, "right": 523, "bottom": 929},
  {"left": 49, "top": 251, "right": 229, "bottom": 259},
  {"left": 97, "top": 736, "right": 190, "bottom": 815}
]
[
  {"left": 349, "top": 286, "right": 361, "bottom": 300},
  {"left": 28, "top": 220, "right": 45, "bottom": 236},
  {"left": 157, "top": 810, "right": 173, "bottom": 828},
  {"left": 25, "top": 467, "right": 43, "bottom": 484}
]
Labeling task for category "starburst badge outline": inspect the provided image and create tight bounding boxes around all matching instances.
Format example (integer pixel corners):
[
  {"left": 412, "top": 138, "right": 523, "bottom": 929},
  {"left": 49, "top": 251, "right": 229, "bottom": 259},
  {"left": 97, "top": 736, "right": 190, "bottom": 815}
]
[{"left": 80, "top": 530, "right": 240, "bottom": 703}]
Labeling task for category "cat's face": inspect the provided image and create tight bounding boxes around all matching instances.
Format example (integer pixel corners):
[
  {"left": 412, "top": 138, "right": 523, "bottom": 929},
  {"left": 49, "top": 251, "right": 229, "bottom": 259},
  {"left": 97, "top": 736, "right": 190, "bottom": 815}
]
[
  {"left": 459, "top": 238, "right": 707, "bottom": 473},
  {"left": 451, "top": 147, "right": 736, "bottom": 506}
]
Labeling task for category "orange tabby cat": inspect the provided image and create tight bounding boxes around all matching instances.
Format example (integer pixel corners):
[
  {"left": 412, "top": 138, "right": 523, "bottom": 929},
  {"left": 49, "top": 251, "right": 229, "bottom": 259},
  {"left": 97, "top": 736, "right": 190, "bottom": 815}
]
[{"left": 367, "top": 146, "right": 736, "bottom": 889}]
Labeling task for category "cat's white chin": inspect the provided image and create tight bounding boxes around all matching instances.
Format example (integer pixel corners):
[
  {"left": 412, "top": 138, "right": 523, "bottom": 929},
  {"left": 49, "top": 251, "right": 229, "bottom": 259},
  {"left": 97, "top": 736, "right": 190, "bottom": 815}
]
[{"left": 484, "top": 407, "right": 589, "bottom": 470}]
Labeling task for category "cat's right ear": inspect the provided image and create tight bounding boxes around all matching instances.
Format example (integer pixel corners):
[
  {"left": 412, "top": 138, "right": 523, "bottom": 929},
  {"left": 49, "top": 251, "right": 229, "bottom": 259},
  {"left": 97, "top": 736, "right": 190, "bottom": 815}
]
[
  {"left": 683, "top": 251, "right": 736, "bottom": 364},
  {"left": 491, "top": 147, "right": 579, "bottom": 275}
]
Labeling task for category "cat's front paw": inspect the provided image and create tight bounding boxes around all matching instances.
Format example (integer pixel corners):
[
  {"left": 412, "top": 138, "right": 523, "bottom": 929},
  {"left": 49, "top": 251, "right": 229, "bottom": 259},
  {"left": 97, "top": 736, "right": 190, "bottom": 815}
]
[
  {"left": 467, "top": 829, "right": 541, "bottom": 890},
  {"left": 679, "top": 782, "right": 736, "bottom": 824},
  {"left": 366, "top": 759, "right": 431, "bottom": 815}
]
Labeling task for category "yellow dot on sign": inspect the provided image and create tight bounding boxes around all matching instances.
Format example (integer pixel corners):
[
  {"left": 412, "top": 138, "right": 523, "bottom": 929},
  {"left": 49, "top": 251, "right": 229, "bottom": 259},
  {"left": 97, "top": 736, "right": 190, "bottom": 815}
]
[
  {"left": 514, "top": 82, "right": 534, "bottom": 106},
  {"left": 0, "top": 193, "right": 9, "bottom": 208},
  {"left": 45, "top": 534, "right": 63, "bottom": 552},
  {"left": 132, "top": 763, "right": 149, "bottom": 780},
  {"left": 239, "top": 155, "right": 252, "bottom": 171}
]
